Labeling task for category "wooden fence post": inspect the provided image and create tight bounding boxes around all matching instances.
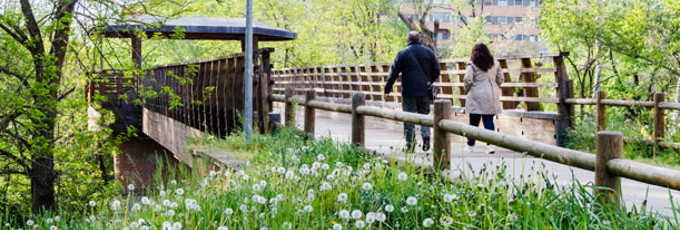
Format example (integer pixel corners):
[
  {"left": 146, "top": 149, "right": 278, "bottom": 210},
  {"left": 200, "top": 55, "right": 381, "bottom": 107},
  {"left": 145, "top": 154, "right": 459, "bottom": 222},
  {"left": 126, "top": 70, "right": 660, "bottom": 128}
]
[
  {"left": 304, "top": 89, "right": 316, "bottom": 140},
  {"left": 556, "top": 80, "right": 574, "bottom": 147},
  {"left": 352, "top": 93, "right": 366, "bottom": 147},
  {"left": 595, "top": 131, "right": 623, "bottom": 206},
  {"left": 596, "top": 91, "right": 607, "bottom": 131},
  {"left": 434, "top": 100, "right": 451, "bottom": 170},
  {"left": 653, "top": 93, "right": 665, "bottom": 157},
  {"left": 284, "top": 87, "right": 295, "bottom": 128}
]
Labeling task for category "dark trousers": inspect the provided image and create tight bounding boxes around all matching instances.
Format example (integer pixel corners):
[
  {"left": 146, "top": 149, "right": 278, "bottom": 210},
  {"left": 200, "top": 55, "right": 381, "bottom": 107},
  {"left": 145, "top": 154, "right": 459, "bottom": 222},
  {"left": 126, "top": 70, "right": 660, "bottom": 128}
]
[
  {"left": 402, "top": 96, "right": 430, "bottom": 146},
  {"left": 468, "top": 114, "right": 495, "bottom": 146}
]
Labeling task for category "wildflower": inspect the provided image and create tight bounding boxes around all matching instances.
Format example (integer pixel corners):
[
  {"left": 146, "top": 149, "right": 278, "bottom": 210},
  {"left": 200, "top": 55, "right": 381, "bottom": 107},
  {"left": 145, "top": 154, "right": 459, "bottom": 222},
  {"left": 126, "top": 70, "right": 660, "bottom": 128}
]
[
  {"left": 326, "top": 175, "right": 335, "bottom": 181},
  {"left": 89, "top": 215, "right": 96, "bottom": 221},
  {"left": 54, "top": 216, "right": 60, "bottom": 222},
  {"left": 339, "top": 210, "right": 350, "bottom": 219},
  {"left": 320, "top": 182, "right": 332, "bottom": 191},
  {"left": 467, "top": 211, "right": 477, "bottom": 217},
  {"left": 26, "top": 220, "right": 34, "bottom": 226},
  {"left": 304, "top": 205, "right": 314, "bottom": 212},
  {"left": 172, "top": 222, "right": 182, "bottom": 230},
  {"left": 351, "top": 209, "right": 363, "bottom": 219},
  {"left": 423, "top": 218, "right": 434, "bottom": 228},
  {"left": 175, "top": 188, "right": 185, "bottom": 195},
  {"left": 398, "top": 172, "right": 408, "bottom": 181},
  {"left": 362, "top": 183, "right": 373, "bottom": 191},
  {"left": 225, "top": 208, "right": 234, "bottom": 215},
  {"left": 218, "top": 227, "right": 228, "bottom": 230},
  {"left": 363, "top": 163, "right": 371, "bottom": 170},
  {"left": 285, "top": 171, "right": 295, "bottom": 179},
  {"left": 332, "top": 223, "right": 342, "bottom": 230},
  {"left": 276, "top": 194, "right": 285, "bottom": 202},
  {"left": 384, "top": 204, "right": 394, "bottom": 212},
  {"left": 259, "top": 180, "right": 267, "bottom": 187},
  {"left": 170, "top": 180, "right": 177, "bottom": 185},
  {"left": 401, "top": 207, "right": 408, "bottom": 213},
  {"left": 89, "top": 200, "right": 96, "bottom": 207},
  {"left": 375, "top": 212, "right": 386, "bottom": 222},
  {"left": 185, "top": 199, "right": 201, "bottom": 211},
  {"left": 170, "top": 202, "right": 178, "bottom": 209},
  {"left": 317, "top": 154, "right": 326, "bottom": 161},
  {"left": 508, "top": 213, "right": 518, "bottom": 221},
  {"left": 163, "top": 199, "right": 172, "bottom": 206},
  {"left": 166, "top": 210, "right": 175, "bottom": 217},
  {"left": 141, "top": 226, "right": 149, "bottom": 230},
  {"left": 239, "top": 204, "right": 248, "bottom": 212},
  {"left": 111, "top": 200, "right": 121, "bottom": 211},
  {"left": 50, "top": 226, "right": 57, "bottom": 230},
  {"left": 277, "top": 167, "right": 286, "bottom": 174},
  {"left": 440, "top": 216, "right": 453, "bottom": 226},
  {"left": 209, "top": 171, "right": 218, "bottom": 177},
  {"left": 162, "top": 222, "right": 172, "bottom": 230},
  {"left": 337, "top": 193, "right": 348, "bottom": 203},
  {"left": 131, "top": 203, "right": 142, "bottom": 211},
  {"left": 224, "top": 170, "right": 232, "bottom": 177},
  {"left": 253, "top": 184, "right": 262, "bottom": 191},
  {"left": 46, "top": 218, "right": 53, "bottom": 224},
  {"left": 128, "top": 184, "right": 136, "bottom": 191},
  {"left": 160, "top": 191, "right": 167, "bottom": 197},
  {"left": 443, "top": 194, "right": 457, "bottom": 203},
  {"left": 283, "top": 222, "right": 292, "bottom": 229},
  {"left": 365, "top": 212, "right": 376, "bottom": 224},
  {"left": 355, "top": 220, "right": 366, "bottom": 229},
  {"left": 322, "top": 163, "right": 330, "bottom": 170},
  {"left": 141, "top": 197, "right": 151, "bottom": 205},
  {"left": 130, "top": 222, "right": 140, "bottom": 229},
  {"left": 406, "top": 196, "right": 417, "bottom": 206}
]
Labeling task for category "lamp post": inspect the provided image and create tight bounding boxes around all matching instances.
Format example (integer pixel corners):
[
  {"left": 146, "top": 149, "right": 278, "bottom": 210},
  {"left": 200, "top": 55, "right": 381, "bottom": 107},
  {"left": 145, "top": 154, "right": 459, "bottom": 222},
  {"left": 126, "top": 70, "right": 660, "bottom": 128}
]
[{"left": 244, "top": 0, "right": 253, "bottom": 143}]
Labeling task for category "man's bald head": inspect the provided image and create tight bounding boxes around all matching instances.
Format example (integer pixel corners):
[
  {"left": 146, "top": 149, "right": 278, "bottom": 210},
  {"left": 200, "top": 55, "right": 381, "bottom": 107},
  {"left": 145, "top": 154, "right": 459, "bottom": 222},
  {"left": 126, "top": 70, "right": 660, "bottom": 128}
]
[{"left": 407, "top": 31, "right": 421, "bottom": 44}]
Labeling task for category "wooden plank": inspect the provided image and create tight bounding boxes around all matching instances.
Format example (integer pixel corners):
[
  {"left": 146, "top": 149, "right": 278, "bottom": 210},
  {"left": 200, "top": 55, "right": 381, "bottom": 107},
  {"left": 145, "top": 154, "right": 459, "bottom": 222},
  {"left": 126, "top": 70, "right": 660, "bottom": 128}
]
[
  {"left": 498, "top": 59, "right": 515, "bottom": 109},
  {"left": 456, "top": 61, "right": 467, "bottom": 107},
  {"left": 521, "top": 58, "right": 540, "bottom": 111}
]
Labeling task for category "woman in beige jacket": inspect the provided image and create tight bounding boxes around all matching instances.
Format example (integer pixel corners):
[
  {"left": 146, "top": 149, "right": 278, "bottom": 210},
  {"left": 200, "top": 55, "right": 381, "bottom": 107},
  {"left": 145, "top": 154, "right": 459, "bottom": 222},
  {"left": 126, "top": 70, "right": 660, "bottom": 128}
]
[{"left": 463, "top": 43, "right": 504, "bottom": 154}]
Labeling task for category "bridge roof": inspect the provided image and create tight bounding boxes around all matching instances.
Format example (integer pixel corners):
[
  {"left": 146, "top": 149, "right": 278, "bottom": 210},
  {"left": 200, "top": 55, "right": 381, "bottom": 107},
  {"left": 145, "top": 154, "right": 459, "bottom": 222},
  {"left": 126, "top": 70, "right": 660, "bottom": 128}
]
[{"left": 100, "top": 16, "right": 297, "bottom": 41}]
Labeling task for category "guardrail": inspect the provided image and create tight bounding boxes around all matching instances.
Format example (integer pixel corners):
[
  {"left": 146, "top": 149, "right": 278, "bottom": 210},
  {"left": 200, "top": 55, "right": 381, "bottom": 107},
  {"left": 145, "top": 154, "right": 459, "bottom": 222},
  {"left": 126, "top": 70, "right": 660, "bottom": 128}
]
[{"left": 272, "top": 88, "right": 680, "bottom": 206}]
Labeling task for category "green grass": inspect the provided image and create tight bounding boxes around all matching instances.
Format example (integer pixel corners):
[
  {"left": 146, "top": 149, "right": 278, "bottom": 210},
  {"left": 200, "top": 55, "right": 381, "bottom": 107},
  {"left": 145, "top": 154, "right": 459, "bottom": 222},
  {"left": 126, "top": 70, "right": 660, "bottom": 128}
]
[{"left": 3, "top": 128, "right": 679, "bottom": 229}]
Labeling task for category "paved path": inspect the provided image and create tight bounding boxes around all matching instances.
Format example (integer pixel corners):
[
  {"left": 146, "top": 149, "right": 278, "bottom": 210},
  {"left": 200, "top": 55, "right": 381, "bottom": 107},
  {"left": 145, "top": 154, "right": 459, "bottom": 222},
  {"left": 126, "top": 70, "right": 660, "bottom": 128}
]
[{"left": 275, "top": 104, "right": 680, "bottom": 216}]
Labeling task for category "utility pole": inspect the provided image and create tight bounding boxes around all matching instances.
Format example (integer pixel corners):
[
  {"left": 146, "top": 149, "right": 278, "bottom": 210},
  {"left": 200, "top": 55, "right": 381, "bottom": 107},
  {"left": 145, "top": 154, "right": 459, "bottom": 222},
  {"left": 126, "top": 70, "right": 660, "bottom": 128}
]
[{"left": 244, "top": 0, "right": 253, "bottom": 143}]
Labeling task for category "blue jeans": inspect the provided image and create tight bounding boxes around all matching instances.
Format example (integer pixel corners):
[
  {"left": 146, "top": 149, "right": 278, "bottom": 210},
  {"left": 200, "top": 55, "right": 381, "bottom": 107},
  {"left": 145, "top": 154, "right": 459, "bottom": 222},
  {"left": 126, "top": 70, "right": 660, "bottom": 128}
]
[
  {"left": 402, "top": 96, "right": 430, "bottom": 147},
  {"left": 468, "top": 114, "right": 495, "bottom": 146}
]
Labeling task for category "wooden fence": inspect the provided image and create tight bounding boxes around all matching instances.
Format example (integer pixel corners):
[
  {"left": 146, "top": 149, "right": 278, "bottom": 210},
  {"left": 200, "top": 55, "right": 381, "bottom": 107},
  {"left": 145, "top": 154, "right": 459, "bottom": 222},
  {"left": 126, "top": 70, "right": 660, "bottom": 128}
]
[
  {"left": 272, "top": 53, "right": 574, "bottom": 146},
  {"left": 272, "top": 89, "right": 680, "bottom": 206},
  {"left": 272, "top": 52, "right": 680, "bottom": 152}
]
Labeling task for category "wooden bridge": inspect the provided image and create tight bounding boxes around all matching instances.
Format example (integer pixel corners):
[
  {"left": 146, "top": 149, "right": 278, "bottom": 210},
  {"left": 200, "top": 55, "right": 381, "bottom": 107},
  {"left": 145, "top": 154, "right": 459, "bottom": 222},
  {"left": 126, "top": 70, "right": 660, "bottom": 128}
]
[{"left": 88, "top": 48, "right": 680, "bottom": 213}]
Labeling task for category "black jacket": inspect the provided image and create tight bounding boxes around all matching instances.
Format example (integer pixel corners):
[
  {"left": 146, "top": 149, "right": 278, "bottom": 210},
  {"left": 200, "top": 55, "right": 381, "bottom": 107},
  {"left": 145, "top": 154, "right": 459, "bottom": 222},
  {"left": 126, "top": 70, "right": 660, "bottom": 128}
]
[{"left": 385, "top": 42, "right": 441, "bottom": 97}]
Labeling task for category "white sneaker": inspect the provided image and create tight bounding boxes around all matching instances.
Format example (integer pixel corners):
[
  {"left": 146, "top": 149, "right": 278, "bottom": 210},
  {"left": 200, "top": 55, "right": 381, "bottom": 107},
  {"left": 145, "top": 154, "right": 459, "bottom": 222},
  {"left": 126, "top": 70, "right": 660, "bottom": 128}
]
[
  {"left": 464, "top": 145, "right": 474, "bottom": 153},
  {"left": 486, "top": 145, "right": 496, "bottom": 154}
]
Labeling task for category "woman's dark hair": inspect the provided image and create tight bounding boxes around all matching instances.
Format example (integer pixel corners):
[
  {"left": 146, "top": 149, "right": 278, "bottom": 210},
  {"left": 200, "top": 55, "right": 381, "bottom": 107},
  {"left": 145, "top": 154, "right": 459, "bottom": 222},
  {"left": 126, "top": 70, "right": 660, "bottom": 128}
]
[{"left": 470, "top": 43, "right": 495, "bottom": 71}]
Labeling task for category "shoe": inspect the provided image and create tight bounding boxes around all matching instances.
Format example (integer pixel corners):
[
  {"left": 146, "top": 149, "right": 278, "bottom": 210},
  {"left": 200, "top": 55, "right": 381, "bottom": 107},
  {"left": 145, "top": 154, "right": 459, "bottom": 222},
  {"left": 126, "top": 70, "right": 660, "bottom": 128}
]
[
  {"left": 422, "top": 136, "right": 430, "bottom": 151},
  {"left": 486, "top": 145, "right": 496, "bottom": 154},
  {"left": 464, "top": 145, "right": 474, "bottom": 153}
]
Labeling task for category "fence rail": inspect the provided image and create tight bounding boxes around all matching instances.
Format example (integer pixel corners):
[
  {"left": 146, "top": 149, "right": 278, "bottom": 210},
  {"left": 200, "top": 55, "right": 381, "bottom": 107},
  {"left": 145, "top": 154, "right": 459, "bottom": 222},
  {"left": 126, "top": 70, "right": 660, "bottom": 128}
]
[{"left": 272, "top": 89, "right": 680, "bottom": 206}]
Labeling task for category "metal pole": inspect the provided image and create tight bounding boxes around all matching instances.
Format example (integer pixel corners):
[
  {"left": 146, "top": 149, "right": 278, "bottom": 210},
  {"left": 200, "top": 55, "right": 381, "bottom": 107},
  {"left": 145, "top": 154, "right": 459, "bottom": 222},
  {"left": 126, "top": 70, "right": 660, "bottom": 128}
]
[{"left": 244, "top": 0, "right": 253, "bottom": 143}]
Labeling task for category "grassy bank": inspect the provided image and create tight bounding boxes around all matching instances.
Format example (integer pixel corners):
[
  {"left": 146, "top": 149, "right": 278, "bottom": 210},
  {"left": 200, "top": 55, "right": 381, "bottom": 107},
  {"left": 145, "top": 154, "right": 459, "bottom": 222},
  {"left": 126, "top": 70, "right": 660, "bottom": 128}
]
[{"left": 3, "top": 128, "right": 678, "bottom": 229}]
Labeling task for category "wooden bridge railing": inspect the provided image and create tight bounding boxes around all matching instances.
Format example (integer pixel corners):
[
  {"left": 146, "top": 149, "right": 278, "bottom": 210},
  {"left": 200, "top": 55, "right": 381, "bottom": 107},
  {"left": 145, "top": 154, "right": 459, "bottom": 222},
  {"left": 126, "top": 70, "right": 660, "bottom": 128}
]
[
  {"left": 273, "top": 53, "right": 574, "bottom": 146},
  {"left": 141, "top": 48, "right": 274, "bottom": 137},
  {"left": 86, "top": 69, "right": 138, "bottom": 106},
  {"left": 272, "top": 89, "right": 680, "bottom": 206}
]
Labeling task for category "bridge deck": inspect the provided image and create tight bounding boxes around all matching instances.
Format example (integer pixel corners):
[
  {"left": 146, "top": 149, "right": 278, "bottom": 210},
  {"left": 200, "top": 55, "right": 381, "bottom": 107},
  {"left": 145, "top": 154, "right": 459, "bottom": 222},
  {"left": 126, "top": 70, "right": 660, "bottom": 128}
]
[{"left": 273, "top": 103, "right": 680, "bottom": 215}]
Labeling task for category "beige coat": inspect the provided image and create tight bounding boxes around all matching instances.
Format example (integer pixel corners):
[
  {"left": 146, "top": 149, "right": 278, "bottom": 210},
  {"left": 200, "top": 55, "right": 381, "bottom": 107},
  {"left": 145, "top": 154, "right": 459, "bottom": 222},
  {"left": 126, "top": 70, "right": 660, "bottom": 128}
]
[{"left": 463, "top": 61, "right": 504, "bottom": 115}]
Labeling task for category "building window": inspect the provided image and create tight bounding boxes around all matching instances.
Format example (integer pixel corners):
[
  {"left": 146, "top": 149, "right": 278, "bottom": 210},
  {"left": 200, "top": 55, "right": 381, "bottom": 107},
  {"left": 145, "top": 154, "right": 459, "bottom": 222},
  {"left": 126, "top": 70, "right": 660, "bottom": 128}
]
[
  {"left": 436, "top": 29, "right": 450, "bottom": 40},
  {"left": 529, "top": 0, "right": 536, "bottom": 6},
  {"left": 515, "top": 35, "right": 525, "bottom": 41},
  {"left": 432, "top": 11, "right": 452, "bottom": 23},
  {"left": 484, "top": 0, "right": 493, "bottom": 5},
  {"left": 498, "top": 0, "right": 507, "bottom": 6},
  {"left": 514, "top": 0, "right": 523, "bottom": 6},
  {"left": 497, "top": 16, "right": 507, "bottom": 24},
  {"left": 514, "top": 17, "right": 522, "bottom": 23}
]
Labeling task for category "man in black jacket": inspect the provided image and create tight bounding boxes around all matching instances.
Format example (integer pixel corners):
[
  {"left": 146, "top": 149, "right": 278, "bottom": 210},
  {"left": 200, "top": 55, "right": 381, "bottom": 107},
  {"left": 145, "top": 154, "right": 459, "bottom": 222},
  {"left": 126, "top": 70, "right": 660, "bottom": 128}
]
[{"left": 384, "top": 31, "right": 441, "bottom": 152}]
